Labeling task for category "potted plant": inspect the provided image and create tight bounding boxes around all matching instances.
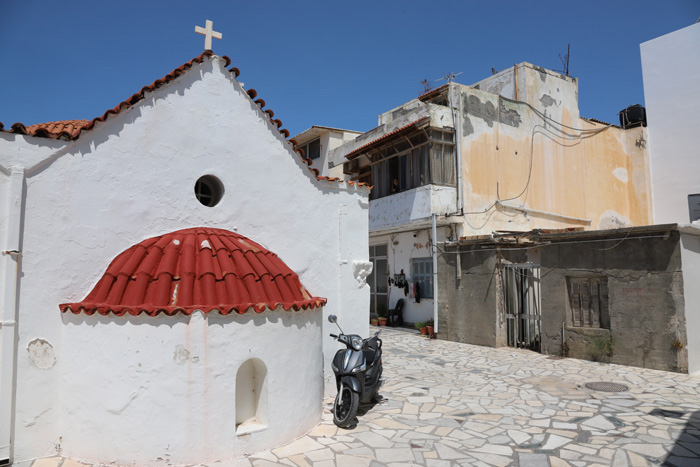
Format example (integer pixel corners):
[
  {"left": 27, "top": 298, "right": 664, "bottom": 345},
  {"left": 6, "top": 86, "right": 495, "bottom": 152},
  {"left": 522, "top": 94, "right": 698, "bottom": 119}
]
[
  {"left": 377, "top": 304, "right": 388, "bottom": 326},
  {"left": 415, "top": 321, "right": 427, "bottom": 335},
  {"left": 370, "top": 317, "right": 379, "bottom": 326},
  {"left": 426, "top": 318, "right": 434, "bottom": 338}
]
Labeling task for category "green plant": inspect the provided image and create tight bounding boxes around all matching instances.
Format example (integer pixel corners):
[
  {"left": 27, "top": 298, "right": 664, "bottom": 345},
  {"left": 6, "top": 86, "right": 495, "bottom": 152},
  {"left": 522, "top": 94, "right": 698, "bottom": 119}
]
[
  {"left": 426, "top": 318, "right": 434, "bottom": 327},
  {"left": 377, "top": 303, "right": 388, "bottom": 319},
  {"left": 590, "top": 335, "right": 614, "bottom": 363},
  {"left": 415, "top": 321, "right": 426, "bottom": 330}
]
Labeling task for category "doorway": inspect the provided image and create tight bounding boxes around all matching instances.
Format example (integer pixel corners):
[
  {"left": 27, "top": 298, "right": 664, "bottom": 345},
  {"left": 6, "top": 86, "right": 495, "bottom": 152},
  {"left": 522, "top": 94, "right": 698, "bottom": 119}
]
[{"left": 503, "top": 264, "right": 542, "bottom": 352}]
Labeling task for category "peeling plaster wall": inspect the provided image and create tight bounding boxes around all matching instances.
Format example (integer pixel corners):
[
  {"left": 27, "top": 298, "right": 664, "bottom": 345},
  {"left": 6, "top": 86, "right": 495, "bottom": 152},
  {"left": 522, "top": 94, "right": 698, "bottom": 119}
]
[
  {"left": 641, "top": 22, "right": 700, "bottom": 224},
  {"left": 0, "top": 56, "right": 369, "bottom": 464},
  {"left": 60, "top": 309, "right": 321, "bottom": 465},
  {"left": 457, "top": 66, "right": 651, "bottom": 236}
]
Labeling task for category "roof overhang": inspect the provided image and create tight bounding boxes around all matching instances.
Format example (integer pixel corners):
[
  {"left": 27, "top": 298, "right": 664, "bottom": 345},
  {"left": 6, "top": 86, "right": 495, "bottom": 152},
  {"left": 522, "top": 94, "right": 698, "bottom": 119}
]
[{"left": 344, "top": 117, "right": 430, "bottom": 161}]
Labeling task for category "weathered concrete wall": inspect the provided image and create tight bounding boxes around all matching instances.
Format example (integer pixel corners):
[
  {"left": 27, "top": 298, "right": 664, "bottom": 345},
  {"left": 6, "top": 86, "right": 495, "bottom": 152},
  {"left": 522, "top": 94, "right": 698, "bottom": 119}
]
[
  {"left": 539, "top": 233, "right": 686, "bottom": 372},
  {"left": 438, "top": 231, "right": 688, "bottom": 373},
  {"left": 438, "top": 245, "right": 528, "bottom": 347}
]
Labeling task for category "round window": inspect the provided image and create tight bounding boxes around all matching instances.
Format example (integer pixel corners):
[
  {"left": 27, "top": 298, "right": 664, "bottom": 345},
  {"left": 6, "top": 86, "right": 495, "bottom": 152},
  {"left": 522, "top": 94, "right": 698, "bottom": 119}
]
[{"left": 194, "top": 175, "right": 224, "bottom": 207}]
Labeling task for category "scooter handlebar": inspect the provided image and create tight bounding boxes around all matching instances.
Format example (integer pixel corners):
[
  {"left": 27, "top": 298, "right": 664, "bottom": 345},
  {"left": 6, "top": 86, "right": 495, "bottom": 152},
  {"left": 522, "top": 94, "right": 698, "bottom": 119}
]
[{"left": 330, "top": 333, "right": 338, "bottom": 339}]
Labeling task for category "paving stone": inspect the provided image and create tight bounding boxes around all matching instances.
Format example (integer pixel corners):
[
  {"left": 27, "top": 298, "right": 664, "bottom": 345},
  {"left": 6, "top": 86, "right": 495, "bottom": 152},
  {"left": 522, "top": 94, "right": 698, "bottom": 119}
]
[
  {"left": 272, "top": 436, "right": 324, "bottom": 458},
  {"left": 518, "top": 452, "right": 549, "bottom": 467},
  {"left": 30, "top": 458, "right": 62, "bottom": 467},
  {"left": 375, "top": 448, "right": 415, "bottom": 463}
]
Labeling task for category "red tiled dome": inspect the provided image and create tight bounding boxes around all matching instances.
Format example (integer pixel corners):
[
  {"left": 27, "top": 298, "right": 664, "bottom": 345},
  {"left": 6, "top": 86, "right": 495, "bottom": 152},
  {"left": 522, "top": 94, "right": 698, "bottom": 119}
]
[{"left": 60, "top": 227, "right": 326, "bottom": 316}]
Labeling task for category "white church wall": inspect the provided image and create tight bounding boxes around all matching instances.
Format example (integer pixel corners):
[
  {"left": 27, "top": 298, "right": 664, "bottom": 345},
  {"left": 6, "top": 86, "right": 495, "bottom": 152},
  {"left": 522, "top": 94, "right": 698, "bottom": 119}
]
[
  {"left": 1, "top": 55, "right": 369, "bottom": 464},
  {"left": 60, "top": 309, "right": 322, "bottom": 465}
]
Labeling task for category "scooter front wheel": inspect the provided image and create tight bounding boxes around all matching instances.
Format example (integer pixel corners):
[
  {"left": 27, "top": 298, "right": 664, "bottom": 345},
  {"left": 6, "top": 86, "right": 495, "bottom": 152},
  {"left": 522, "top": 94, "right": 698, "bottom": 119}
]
[{"left": 333, "top": 385, "right": 359, "bottom": 428}]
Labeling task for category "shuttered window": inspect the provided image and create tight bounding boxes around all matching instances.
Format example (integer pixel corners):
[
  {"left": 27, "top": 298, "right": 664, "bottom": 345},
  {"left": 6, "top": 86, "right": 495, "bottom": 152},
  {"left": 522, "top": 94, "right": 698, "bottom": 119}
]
[
  {"left": 412, "top": 258, "right": 434, "bottom": 299},
  {"left": 567, "top": 276, "right": 609, "bottom": 329}
]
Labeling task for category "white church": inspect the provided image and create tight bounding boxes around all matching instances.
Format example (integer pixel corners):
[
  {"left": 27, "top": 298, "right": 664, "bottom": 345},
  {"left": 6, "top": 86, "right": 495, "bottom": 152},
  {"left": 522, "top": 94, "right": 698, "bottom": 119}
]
[{"left": 0, "top": 22, "right": 371, "bottom": 466}]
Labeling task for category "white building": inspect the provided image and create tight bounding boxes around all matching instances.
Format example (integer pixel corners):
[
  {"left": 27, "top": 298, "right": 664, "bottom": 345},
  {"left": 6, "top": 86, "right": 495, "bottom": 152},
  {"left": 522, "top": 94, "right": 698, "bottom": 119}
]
[
  {"left": 641, "top": 20, "right": 700, "bottom": 224},
  {"left": 0, "top": 51, "right": 370, "bottom": 466},
  {"left": 292, "top": 125, "right": 362, "bottom": 178}
]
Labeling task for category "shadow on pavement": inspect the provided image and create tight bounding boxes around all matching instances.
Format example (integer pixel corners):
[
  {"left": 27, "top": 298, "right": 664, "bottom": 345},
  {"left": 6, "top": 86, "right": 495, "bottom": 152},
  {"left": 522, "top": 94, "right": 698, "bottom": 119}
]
[{"left": 656, "top": 409, "right": 700, "bottom": 466}]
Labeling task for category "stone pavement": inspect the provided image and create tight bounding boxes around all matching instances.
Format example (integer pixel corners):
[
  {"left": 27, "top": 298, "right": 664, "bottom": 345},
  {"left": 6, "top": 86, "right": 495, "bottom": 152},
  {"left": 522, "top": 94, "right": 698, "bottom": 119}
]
[{"left": 26, "top": 327, "right": 700, "bottom": 466}]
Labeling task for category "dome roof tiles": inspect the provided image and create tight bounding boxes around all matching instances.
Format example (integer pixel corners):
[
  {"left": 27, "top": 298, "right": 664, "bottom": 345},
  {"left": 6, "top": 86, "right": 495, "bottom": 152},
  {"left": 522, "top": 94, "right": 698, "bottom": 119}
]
[{"left": 60, "top": 227, "right": 326, "bottom": 316}]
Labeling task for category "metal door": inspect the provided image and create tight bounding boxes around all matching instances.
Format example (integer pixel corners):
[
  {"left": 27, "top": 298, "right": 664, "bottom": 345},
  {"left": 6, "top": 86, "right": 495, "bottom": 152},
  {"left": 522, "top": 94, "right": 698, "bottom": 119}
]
[{"left": 503, "top": 264, "right": 541, "bottom": 351}]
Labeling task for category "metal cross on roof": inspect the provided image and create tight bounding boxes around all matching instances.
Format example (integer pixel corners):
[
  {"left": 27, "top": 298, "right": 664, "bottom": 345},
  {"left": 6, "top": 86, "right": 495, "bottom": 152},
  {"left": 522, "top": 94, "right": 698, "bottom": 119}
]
[{"left": 195, "top": 20, "right": 222, "bottom": 51}]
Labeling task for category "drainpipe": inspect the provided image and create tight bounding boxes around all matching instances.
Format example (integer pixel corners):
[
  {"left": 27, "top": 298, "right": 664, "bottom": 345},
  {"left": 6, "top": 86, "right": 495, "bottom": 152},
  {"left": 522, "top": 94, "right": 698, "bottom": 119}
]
[
  {"left": 449, "top": 83, "right": 464, "bottom": 215},
  {"left": 432, "top": 213, "right": 438, "bottom": 334},
  {"left": 0, "top": 167, "right": 25, "bottom": 464}
]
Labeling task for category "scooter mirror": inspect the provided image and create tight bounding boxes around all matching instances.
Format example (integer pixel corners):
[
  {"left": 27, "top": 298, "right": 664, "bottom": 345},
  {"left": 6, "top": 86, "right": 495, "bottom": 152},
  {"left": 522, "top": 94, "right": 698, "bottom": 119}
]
[{"left": 328, "top": 314, "right": 338, "bottom": 323}]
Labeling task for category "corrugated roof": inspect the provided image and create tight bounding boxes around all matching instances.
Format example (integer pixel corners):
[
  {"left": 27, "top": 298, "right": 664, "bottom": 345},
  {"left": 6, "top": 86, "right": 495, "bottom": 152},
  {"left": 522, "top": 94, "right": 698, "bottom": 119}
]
[{"left": 60, "top": 227, "right": 326, "bottom": 316}]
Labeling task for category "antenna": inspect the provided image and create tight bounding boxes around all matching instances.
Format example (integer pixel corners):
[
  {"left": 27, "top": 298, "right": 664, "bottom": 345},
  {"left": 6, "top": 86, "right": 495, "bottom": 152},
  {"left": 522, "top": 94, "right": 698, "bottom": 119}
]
[
  {"left": 555, "top": 44, "right": 571, "bottom": 76},
  {"left": 420, "top": 78, "right": 433, "bottom": 94},
  {"left": 437, "top": 71, "right": 463, "bottom": 83}
]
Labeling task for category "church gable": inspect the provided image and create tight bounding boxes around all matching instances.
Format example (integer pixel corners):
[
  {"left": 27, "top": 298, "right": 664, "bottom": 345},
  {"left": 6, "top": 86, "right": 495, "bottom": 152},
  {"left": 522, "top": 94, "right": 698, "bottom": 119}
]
[{"left": 0, "top": 52, "right": 369, "bottom": 192}]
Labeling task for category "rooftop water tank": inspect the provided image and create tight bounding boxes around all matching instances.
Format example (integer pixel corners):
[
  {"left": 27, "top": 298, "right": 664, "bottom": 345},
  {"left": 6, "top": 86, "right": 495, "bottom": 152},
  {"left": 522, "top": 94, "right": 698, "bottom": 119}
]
[{"left": 619, "top": 104, "right": 647, "bottom": 129}]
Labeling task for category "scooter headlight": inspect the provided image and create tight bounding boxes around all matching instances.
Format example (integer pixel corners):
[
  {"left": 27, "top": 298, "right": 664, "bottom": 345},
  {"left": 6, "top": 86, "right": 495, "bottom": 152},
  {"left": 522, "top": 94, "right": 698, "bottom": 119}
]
[{"left": 351, "top": 336, "right": 362, "bottom": 351}]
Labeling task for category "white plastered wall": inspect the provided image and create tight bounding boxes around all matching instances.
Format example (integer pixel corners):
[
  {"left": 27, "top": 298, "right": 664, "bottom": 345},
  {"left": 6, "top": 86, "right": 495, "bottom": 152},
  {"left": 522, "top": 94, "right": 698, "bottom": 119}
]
[
  {"left": 0, "top": 55, "right": 369, "bottom": 464},
  {"left": 641, "top": 22, "right": 700, "bottom": 224},
  {"left": 60, "top": 309, "right": 321, "bottom": 465}
]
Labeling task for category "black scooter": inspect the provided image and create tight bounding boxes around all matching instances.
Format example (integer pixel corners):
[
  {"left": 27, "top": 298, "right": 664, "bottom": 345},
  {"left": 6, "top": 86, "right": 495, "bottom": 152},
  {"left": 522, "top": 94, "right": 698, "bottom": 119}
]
[{"left": 328, "top": 314, "right": 384, "bottom": 427}]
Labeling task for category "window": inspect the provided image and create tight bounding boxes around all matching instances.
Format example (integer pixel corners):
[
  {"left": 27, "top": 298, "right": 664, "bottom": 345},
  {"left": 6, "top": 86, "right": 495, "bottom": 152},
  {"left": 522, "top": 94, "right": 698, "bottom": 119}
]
[
  {"left": 412, "top": 257, "right": 433, "bottom": 299},
  {"left": 567, "top": 276, "right": 609, "bottom": 329},
  {"left": 194, "top": 175, "right": 224, "bottom": 207},
  {"left": 361, "top": 128, "right": 455, "bottom": 200},
  {"left": 299, "top": 138, "right": 321, "bottom": 160}
]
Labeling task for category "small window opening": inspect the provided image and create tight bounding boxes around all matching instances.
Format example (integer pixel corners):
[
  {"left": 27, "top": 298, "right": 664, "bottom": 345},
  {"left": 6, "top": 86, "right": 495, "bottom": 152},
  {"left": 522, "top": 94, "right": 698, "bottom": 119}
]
[
  {"left": 567, "top": 276, "right": 609, "bottom": 329},
  {"left": 298, "top": 138, "right": 321, "bottom": 160},
  {"left": 236, "top": 358, "right": 268, "bottom": 435},
  {"left": 194, "top": 175, "right": 224, "bottom": 207}
]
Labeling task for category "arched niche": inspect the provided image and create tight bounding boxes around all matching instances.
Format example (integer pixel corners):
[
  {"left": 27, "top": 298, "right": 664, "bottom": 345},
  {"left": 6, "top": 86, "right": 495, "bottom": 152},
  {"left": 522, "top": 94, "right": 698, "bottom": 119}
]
[{"left": 235, "top": 358, "right": 268, "bottom": 435}]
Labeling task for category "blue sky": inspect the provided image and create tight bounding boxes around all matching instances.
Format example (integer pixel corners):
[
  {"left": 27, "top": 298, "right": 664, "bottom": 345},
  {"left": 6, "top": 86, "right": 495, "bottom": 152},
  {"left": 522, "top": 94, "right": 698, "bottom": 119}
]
[{"left": 1, "top": 1, "right": 698, "bottom": 137}]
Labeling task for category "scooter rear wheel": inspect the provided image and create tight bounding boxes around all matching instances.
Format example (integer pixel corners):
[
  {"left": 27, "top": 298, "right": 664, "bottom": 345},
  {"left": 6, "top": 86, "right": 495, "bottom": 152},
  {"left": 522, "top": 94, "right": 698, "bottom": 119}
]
[{"left": 333, "top": 386, "right": 359, "bottom": 428}]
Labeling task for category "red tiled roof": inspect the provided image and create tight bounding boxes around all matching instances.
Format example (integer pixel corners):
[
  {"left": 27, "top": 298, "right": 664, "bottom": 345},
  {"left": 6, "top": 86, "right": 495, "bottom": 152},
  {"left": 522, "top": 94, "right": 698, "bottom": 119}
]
[
  {"left": 60, "top": 227, "right": 326, "bottom": 317},
  {"left": 345, "top": 117, "right": 430, "bottom": 160},
  {"left": 0, "top": 52, "right": 369, "bottom": 191}
]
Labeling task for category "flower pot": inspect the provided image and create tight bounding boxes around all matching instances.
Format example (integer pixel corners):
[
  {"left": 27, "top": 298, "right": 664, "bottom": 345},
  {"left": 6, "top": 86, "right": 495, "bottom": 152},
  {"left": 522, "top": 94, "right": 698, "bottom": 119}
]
[
  {"left": 419, "top": 327, "right": 427, "bottom": 335},
  {"left": 370, "top": 318, "right": 379, "bottom": 326},
  {"left": 378, "top": 318, "right": 388, "bottom": 326},
  {"left": 426, "top": 325, "right": 434, "bottom": 337}
]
